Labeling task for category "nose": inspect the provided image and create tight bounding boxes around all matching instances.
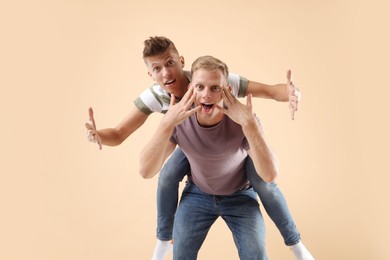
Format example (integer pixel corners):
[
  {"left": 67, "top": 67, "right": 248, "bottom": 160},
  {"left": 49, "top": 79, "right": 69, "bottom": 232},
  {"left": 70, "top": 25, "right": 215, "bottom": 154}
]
[
  {"left": 162, "top": 66, "right": 171, "bottom": 78},
  {"left": 201, "top": 87, "right": 213, "bottom": 99}
]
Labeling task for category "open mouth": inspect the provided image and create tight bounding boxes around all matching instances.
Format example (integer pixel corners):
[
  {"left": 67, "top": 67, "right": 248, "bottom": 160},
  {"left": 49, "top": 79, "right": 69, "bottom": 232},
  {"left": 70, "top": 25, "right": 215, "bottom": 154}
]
[
  {"left": 201, "top": 103, "right": 214, "bottom": 112},
  {"left": 164, "top": 79, "right": 176, "bottom": 86}
]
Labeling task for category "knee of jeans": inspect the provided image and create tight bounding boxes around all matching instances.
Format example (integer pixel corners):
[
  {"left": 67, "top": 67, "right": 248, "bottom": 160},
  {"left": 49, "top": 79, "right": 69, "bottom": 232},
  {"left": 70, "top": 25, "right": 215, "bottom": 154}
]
[
  {"left": 252, "top": 181, "right": 280, "bottom": 197},
  {"left": 158, "top": 169, "right": 185, "bottom": 187},
  {"left": 239, "top": 238, "right": 266, "bottom": 259}
]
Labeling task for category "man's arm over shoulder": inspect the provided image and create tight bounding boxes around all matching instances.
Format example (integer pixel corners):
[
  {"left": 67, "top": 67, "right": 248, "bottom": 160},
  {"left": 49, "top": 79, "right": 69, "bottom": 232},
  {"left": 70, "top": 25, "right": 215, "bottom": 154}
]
[
  {"left": 246, "top": 80, "right": 289, "bottom": 102},
  {"left": 246, "top": 70, "right": 302, "bottom": 120},
  {"left": 97, "top": 104, "right": 149, "bottom": 146}
]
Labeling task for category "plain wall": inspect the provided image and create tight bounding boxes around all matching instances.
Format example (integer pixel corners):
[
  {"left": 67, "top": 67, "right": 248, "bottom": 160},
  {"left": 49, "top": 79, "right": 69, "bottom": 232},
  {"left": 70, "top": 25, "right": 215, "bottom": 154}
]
[{"left": 1, "top": 0, "right": 389, "bottom": 259}]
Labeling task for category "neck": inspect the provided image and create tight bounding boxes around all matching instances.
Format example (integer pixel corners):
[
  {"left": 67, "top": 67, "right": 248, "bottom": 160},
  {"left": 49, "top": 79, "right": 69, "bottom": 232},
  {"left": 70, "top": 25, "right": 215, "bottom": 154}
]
[
  {"left": 196, "top": 112, "right": 224, "bottom": 127},
  {"left": 176, "top": 72, "right": 191, "bottom": 98}
]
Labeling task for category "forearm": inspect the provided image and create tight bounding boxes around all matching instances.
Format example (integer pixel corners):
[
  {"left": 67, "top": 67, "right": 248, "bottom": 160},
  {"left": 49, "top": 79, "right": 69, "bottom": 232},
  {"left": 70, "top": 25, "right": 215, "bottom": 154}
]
[
  {"left": 246, "top": 81, "right": 289, "bottom": 102},
  {"left": 97, "top": 128, "right": 127, "bottom": 146},
  {"left": 242, "top": 119, "right": 279, "bottom": 182},
  {"left": 139, "top": 121, "right": 175, "bottom": 179},
  {"left": 96, "top": 105, "right": 149, "bottom": 146}
]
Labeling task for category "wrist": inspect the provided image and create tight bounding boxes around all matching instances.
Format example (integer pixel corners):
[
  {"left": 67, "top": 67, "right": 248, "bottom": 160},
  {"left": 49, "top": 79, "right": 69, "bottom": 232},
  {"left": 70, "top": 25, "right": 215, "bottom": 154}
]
[
  {"left": 241, "top": 116, "right": 258, "bottom": 129},
  {"left": 159, "top": 118, "right": 175, "bottom": 133}
]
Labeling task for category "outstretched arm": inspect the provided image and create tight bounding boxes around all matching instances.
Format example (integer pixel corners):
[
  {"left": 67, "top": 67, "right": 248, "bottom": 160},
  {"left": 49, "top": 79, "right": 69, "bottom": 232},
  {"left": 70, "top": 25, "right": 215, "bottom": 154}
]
[
  {"left": 246, "top": 81, "right": 289, "bottom": 101},
  {"left": 246, "top": 70, "right": 301, "bottom": 120},
  {"left": 217, "top": 88, "right": 279, "bottom": 182},
  {"left": 85, "top": 104, "right": 149, "bottom": 149}
]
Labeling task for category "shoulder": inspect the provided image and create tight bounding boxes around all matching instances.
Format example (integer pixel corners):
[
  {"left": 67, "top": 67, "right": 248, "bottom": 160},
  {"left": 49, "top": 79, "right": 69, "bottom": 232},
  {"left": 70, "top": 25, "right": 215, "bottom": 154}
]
[{"left": 133, "top": 83, "right": 170, "bottom": 114}]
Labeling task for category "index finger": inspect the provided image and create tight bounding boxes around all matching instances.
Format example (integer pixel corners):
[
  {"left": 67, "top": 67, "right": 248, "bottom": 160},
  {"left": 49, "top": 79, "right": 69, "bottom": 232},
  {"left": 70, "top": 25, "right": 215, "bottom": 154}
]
[
  {"left": 88, "top": 107, "right": 96, "bottom": 130},
  {"left": 287, "top": 70, "right": 297, "bottom": 94},
  {"left": 182, "top": 84, "right": 195, "bottom": 103},
  {"left": 221, "top": 86, "right": 235, "bottom": 104}
]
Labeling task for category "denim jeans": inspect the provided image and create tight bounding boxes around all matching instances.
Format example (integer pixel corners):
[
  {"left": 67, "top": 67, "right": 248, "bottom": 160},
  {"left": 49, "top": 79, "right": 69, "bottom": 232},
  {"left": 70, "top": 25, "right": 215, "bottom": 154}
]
[
  {"left": 156, "top": 148, "right": 300, "bottom": 246},
  {"left": 173, "top": 182, "right": 267, "bottom": 260}
]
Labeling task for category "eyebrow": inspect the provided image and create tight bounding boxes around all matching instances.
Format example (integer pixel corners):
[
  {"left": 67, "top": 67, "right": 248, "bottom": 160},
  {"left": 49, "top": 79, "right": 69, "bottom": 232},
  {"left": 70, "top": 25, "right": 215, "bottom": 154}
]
[{"left": 194, "top": 83, "right": 222, "bottom": 89}]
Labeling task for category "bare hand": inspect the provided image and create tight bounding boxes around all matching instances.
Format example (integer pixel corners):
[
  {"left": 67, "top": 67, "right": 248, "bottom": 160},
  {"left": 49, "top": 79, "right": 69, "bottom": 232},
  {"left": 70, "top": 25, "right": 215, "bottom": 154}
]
[
  {"left": 85, "top": 107, "right": 102, "bottom": 150},
  {"left": 216, "top": 87, "right": 255, "bottom": 126},
  {"left": 162, "top": 85, "right": 201, "bottom": 127},
  {"left": 287, "top": 70, "right": 301, "bottom": 120}
]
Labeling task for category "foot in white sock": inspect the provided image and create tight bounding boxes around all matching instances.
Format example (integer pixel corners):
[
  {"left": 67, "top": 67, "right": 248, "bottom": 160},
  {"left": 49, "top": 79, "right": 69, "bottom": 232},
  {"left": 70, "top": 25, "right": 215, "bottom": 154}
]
[
  {"left": 290, "top": 241, "right": 314, "bottom": 260},
  {"left": 151, "top": 239, "right": 173, "bottom": 260}
]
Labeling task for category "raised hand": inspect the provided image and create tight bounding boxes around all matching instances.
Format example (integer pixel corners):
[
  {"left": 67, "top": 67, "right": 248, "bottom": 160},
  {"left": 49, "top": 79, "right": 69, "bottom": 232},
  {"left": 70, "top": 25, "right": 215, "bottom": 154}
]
[
  {"left": 287, "top": 70, "right": 301, "bottom": 120},
  {"left": 217, "top": 87, "right": 255, "bottom": 126},
  {"left": 162, "top": 85, "right": 201, "bottom": 127},
  {"left": 85, "top": 107, "right": 102, "bottom": 150}
]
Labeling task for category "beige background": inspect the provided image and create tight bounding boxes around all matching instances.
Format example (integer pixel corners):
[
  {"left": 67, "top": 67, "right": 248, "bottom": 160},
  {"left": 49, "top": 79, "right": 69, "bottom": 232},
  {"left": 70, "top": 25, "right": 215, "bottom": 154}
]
[{"left": 1, "top": 0, "right": 389, "bottom": 259}]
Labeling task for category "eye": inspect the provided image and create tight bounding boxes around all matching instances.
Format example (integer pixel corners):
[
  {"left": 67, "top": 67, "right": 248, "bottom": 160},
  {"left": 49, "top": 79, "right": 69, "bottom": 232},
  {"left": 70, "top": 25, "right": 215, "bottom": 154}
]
[
  {"left": 167, "top": 60, "right": 175, "bottom": 66},
  {"left": 153, "top": 66, "right": 161, "bottom": 72},
  {"left": 194, "top": 85, "right": 204, "bottom": 91},
  {"left": 211, "top": 86, "right": 222, "bottom": 92}
]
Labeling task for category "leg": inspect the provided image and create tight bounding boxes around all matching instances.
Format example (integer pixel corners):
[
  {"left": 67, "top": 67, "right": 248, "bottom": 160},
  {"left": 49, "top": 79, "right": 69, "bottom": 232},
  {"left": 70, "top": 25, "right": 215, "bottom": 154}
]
[
  {"left": 152, "top": 148, "right": 189, "bottom": 260},
  {"left": 245, "top": 157, "right": 315, "bottom": 259},
  {"left": 245, "top": 156, "right": 300, "bottom": 246},
  {"left": 173, "top": 183, "right": 218, "bottom": 260},
  {"left": 156, "top": 148, "right": 190, "bottom": 240},
  {"left": 220, "top": 188, "right": 267, "bottom": 260}
]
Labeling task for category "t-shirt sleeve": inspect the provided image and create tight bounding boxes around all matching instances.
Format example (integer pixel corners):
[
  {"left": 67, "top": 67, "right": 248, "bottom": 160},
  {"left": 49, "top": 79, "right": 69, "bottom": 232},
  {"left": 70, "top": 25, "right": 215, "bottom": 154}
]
[
  {"left": 228, "top": 73, "right": 248, "bottom": 98},
  {"left": 133, "top": 84, "right": 169, "bottom": 115},
  {"left": 133, "top": 96, "right": 153, "bottom": 115}
]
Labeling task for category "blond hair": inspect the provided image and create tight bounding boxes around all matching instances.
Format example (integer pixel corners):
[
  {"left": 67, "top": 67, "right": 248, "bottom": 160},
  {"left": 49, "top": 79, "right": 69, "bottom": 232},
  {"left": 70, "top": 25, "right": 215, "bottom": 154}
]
[{"left": 191, "top": 55, "right": 229, "bottom": 83}]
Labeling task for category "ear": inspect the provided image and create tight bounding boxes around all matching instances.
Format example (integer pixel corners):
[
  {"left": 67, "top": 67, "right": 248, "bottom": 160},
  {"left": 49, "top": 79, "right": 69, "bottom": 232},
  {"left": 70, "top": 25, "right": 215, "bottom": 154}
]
[
  {"left": 180, "top": 56, "right": 185, "bottom": 68},
  {"left": 147, "top": 71, "right": 153, "bottom": 79}
]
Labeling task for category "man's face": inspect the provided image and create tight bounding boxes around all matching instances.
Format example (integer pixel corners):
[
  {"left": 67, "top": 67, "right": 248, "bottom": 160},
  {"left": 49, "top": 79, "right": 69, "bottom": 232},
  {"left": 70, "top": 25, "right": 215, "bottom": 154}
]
[
  {"left": 144, "top": 48, "right": 187, "bottom": 98},
  {"left": 191, "top": 69, "right": 229, "bottom": 125}
]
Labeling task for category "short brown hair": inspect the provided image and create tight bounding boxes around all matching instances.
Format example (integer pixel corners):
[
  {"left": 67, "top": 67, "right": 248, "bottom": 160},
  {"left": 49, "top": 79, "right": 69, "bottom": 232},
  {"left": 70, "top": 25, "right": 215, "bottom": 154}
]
[
  {"left": 191, "top": 55, "right": 229, "bottom": 83},
  {"left": 143, "top": 36, "right": 179, "bottom": 58}
]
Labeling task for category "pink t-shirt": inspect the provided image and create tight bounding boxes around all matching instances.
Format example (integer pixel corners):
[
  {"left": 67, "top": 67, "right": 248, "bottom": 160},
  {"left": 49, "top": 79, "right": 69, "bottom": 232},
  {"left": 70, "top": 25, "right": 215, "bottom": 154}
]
[{"left": 171, "top": 114, "right": 250, "bottom": 195}]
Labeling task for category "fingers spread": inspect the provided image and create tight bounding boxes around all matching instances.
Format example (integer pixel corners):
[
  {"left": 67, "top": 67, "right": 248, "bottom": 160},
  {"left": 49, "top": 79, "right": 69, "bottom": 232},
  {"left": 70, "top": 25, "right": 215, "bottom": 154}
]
[
  {"left": 222, "top": 87, "right": 235, "bottom": 105},
  {"left": 185, "top": 91, "right": 196, "bottom": 110},
  {"left": 182, "top": 85, "right": 194, "bottom": 103}
]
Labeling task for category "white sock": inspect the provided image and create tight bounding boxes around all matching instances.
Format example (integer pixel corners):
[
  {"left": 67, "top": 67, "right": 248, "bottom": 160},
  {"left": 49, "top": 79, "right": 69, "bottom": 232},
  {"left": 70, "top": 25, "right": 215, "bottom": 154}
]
[
  {"left": 290, "top": 240, "right": 315, "bottom": 260},
  {"left": 151, "top": 239, "right": 173, "bottom": 260}
]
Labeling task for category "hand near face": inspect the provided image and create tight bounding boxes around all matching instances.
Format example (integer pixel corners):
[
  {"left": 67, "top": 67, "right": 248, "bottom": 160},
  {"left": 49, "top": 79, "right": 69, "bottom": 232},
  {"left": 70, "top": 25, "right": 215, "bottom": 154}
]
[
  {"left": 162, "top": 85, "right": 201, "bottom": 127},
  {"left": 216, "top": 87, "right": 255, "bottom": 126}
]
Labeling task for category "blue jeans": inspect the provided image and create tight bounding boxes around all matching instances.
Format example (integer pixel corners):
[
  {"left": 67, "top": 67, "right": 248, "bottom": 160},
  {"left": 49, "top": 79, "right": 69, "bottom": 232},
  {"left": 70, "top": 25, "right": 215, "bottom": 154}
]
[
  {"left": 156, "top": 148, "right": 300, "bottom": 246},
  {"left": 173, "top": 182, "right": 267, "bottom": 260}
]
